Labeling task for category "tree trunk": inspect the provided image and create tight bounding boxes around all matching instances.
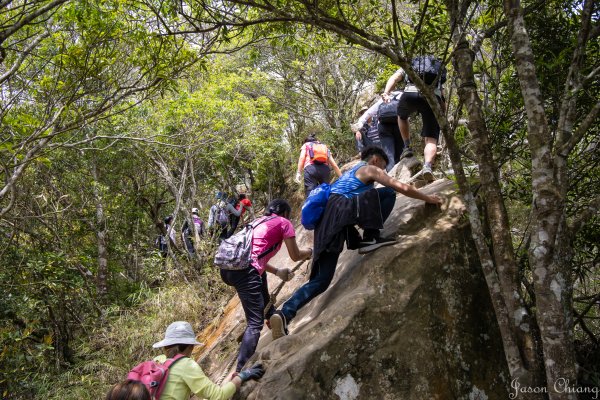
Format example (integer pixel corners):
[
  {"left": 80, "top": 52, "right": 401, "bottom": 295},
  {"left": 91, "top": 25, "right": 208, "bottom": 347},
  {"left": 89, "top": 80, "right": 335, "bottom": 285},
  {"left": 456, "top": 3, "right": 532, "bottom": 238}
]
[
  {"left": 187, "top": 156, "right": 203, "bottom": 258},
  {"left": 90, "top": 160, "right": 108, "bottom": 298},
  {"left": 503, "top": 0, "right": 578, "bottom": 396},
  {"left": 451, "top": 40, "right": 542, "bottom": 384}
]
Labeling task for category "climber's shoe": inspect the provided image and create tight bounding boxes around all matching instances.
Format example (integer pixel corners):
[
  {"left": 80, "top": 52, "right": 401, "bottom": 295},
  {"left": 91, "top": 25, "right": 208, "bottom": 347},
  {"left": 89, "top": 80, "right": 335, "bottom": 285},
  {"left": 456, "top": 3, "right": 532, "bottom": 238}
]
[
  {"left": 270, "top": 311, "right": 288, "bottom": 340},
  {"left": 358, "top": 237, "right": 397, "bottom": 254},
  {"left": 399, "top": 147, "right": 414, "bottom": 160},
  {"left": 421, "top": 165, "right": 435, "bottom": 182}
]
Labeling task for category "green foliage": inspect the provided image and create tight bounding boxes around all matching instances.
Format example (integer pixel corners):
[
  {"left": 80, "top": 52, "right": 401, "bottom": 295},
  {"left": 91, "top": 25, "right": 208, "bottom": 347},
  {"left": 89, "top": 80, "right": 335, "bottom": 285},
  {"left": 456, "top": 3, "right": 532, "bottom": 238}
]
[
  {"left": 472, "top": 0, "right": 599, "bottom": 381},
  {"left": 39, "top": 281, "right": 232, "bottom": 400},
  {"left": 0, "top": 251, "right": 95, "bottom": 397},
  {"left": 1, "top": 0, "right": 598, "bottom": 396}
]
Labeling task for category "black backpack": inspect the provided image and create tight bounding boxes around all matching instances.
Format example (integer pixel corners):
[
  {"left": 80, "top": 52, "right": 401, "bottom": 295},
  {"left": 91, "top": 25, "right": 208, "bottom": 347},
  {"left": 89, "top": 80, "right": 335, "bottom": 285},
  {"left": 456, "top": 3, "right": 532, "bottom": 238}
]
[
  {"left": 365, "top": 118, "right": 380, "bottom": 141},
  {"left": 378, "top": 95, "right": 400, "bottom": 124},
  {"left": 409, "top": 55, "right": 447, "bottom": 87}
]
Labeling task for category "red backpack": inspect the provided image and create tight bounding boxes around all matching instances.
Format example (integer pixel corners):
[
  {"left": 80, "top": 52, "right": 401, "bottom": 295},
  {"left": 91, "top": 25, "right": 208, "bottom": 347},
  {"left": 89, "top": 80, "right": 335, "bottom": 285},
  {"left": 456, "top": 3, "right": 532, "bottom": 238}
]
[{"left": 126, "top": 354, "right": 186, "bottom": 399}]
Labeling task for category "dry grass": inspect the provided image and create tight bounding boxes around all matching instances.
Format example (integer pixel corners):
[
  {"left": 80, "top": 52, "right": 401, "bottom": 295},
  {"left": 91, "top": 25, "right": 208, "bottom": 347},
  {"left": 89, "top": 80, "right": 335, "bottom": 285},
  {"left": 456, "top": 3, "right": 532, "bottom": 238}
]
[{"left": 43, "top": 267, "right": 234, "bottom": 400}]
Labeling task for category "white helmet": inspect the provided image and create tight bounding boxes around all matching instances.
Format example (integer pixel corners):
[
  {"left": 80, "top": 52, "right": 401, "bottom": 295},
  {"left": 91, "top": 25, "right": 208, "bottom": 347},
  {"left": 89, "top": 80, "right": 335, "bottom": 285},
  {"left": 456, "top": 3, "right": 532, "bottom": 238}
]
[{"left": 192, "top": 208, "right": 199, "bottom": 214}]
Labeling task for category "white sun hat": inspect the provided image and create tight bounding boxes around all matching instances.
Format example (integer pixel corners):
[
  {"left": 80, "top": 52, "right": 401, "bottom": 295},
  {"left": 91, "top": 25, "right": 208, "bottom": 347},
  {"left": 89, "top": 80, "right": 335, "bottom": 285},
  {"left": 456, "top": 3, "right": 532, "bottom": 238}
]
[{"left": 152, "top": 321, "right": 203, "bottom": 348}]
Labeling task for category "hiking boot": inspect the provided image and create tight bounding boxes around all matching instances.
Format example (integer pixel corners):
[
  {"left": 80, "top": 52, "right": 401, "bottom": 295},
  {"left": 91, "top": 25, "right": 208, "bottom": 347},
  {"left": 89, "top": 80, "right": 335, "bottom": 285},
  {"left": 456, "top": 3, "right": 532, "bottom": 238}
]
[
  {"left": 358, "top": 237, "right": 397, "bottom": 254},
  {"left": 270, "top": 311, "right": 288, "bottom": 340},
  {"left": 399, "top": 147, "right": 414, "bottom": 160},
  {"left": 421, "top": 165, "right": 435, "bottom": 182}
]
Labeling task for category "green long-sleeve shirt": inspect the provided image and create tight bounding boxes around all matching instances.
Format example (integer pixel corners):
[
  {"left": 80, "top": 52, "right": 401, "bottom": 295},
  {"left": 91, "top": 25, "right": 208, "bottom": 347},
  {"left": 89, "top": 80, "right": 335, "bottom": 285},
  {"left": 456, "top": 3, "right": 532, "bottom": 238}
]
[{"left": 154, "top": 355, "right": 236, "bottom": 400}]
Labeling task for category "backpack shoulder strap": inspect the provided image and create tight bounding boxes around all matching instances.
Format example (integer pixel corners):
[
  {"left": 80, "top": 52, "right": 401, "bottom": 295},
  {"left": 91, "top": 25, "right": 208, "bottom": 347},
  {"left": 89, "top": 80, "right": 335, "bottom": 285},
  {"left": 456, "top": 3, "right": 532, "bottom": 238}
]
[
  {"left": 308, "top": 142, "right": 315, "bottom": 159},
  {"left": 257, "top": 241, "right": 281, "bottom": 260},
  {"left": 162, "top": 354, "right": 187, "bottom": 369},
  {"left": 249, "top": 215, "right": 277, "bottom": 229},
  {"left": 248, "top": 215, "right": 280, "bottom": 259},
  {"left": 153, "top": 354, "right": 188, "bottom": 400}
]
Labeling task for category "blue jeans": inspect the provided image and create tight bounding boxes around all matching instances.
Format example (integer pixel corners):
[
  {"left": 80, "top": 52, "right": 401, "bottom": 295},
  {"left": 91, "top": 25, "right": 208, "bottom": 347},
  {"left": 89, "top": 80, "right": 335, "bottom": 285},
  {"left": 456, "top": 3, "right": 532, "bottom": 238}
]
[
  {"left": 220, "top": 267, "right": 274, "bottom": 371},
  {"left": 280, "top": 187, "right": 396, "bottom": 323},
  {"left": 379, "top": 132, "right": 395, "bottom": 172},
  {"left": 378, "top": 122, "right": 402, "bottom": 171},
  {"left": 281, "top": 250, "right": 340, "bottom": 322}
]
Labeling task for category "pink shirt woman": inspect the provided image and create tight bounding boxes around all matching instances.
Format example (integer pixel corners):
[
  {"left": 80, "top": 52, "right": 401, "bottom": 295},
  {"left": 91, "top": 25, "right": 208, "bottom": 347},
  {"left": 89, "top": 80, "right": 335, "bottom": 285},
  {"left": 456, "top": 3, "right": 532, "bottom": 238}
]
[{"left": 219, "top": 199, "right": 312, "bottom": 372}]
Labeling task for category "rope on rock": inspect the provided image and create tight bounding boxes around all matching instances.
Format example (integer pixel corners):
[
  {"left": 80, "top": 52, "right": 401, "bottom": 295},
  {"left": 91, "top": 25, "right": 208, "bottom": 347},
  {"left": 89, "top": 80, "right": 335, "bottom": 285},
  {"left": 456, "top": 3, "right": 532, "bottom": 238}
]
[{"left": 216, "top": 355, "right": 237, "bottom": 385}]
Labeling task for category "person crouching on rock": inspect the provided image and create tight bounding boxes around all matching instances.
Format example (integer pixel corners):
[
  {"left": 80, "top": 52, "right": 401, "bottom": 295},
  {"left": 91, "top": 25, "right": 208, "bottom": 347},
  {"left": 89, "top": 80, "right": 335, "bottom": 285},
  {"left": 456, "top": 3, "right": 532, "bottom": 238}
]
[
  {"left": 270, "top": 146, "right": 443, "bottom": 340},
  {"left": 220, "top": 199, "right": 312, "bottom": 372}
]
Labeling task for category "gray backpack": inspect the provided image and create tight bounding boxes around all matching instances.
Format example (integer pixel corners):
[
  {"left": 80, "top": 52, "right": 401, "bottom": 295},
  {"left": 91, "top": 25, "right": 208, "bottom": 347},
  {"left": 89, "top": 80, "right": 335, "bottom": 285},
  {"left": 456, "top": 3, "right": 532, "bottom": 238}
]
[{"left": 214, "top": 216, "right": 278, "bottom": 270}]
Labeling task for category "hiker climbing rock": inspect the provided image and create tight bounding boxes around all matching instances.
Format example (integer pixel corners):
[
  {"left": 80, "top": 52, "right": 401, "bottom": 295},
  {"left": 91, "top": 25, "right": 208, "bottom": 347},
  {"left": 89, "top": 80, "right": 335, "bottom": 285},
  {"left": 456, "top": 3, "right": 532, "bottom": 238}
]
[
  {"left": 142, "top": 321, "right": 263, "bottom": 400},
  {"left": 217, "top": 199, "right": 312, "bottom": 372},
  {"left": 383, "top": 55, "right": 447, "bottom": 182},
  {"left": 353, "top": 105, "right": 382, "bottom": 153},
  {"left": 295, "top": 134, "right": 342, "bottom": 195},
  {"left": 270, "top": 146, "right": 443, "bottom": 340},
  {"left": 354, "top": 89, "right": 404, "bottom": 171},
  {"left": 208, "top": 192, "right": 242, "bottom": 241},
  {"left": 227, "top": 193, "right": 254, "bottom": 238}
]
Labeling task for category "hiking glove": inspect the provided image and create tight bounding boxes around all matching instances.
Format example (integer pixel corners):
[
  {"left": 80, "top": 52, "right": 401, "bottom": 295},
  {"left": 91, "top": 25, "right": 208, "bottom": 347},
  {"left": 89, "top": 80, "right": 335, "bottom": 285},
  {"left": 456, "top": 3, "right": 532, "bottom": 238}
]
[
  {"left": 295, "top": 172, "right": 301, "bottom": 184},
  {"left": 238, "top": 363, "right": 265, "bottom": 382},
  {"left": 276, "top": 268, "right": 294, "bottom": 281}
]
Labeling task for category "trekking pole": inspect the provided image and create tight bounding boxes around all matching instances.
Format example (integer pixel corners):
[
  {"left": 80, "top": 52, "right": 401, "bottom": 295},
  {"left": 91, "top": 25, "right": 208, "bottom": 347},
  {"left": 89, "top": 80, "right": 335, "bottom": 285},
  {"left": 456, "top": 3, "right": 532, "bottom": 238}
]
[{"left": 264, "top": 258, "right": 310, "bottom": 317}]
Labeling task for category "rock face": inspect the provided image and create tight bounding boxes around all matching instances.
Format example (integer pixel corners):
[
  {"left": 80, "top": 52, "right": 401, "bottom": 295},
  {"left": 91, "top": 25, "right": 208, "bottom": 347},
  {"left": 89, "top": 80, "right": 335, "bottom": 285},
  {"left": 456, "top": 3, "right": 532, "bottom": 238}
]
[{"left": 197, "top": 178, "right": 509, "bottom": 400}]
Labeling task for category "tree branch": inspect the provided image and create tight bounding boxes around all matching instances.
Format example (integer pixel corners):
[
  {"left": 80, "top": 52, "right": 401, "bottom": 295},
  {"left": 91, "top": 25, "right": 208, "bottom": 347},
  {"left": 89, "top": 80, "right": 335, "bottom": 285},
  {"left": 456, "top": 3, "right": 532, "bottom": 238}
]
[
  {"left": 559, "top": 100, "right": 600, "bottom": 157},
  {"left": 472, "top": 0, "right": 545, "bottom": 53},
  {"left": 556, "top": 0, "right": 595, "bottom": 150},
  {"left": 0, "top": 31, "right": 49, "bottom": 85},
  {"left": 0, "top": 0, "right": 68, "bottom": 46},
  {"left": 569, "top": 194, "right": 600, "bottom": 236}
]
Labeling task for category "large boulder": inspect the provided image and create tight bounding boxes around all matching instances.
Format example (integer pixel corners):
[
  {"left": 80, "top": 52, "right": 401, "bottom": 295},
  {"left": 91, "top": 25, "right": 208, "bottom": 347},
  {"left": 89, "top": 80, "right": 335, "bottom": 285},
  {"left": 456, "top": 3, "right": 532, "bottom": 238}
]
[{"left": 197, "top": 178, "right": 509, "bottom": 399}]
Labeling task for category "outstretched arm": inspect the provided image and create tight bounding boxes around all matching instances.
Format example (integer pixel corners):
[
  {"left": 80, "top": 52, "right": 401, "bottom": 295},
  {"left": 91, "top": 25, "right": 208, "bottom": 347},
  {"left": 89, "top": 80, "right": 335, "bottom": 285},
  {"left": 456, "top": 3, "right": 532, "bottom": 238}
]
[
  {"left": 359, "top": 165, "right": 442, "bottom": 204},
  {"left": 226, "top": 203, "right": 242, "bottom": 217},
  {"left": 328, "top": 153, "right": 342, "bottom": 177},
  {"left": 283, "top": 237, "right": 312, "bottom": 261},
  {"left": 382, "top": 69, "right": 405, "bottom": 102},
  {"left": 263, "top": 238, "right": 311, "bottom": 282}
]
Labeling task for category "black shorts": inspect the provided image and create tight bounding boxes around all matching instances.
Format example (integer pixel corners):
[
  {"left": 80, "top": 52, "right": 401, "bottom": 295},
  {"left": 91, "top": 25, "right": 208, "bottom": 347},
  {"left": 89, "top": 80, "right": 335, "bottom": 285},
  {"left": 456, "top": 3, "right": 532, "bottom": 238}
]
[
  {"left": 304, "top": 163, "right": 331, "bottom": 195},
  {"left": 397, "top": 91, "right": 441, "bottom": 141}
]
